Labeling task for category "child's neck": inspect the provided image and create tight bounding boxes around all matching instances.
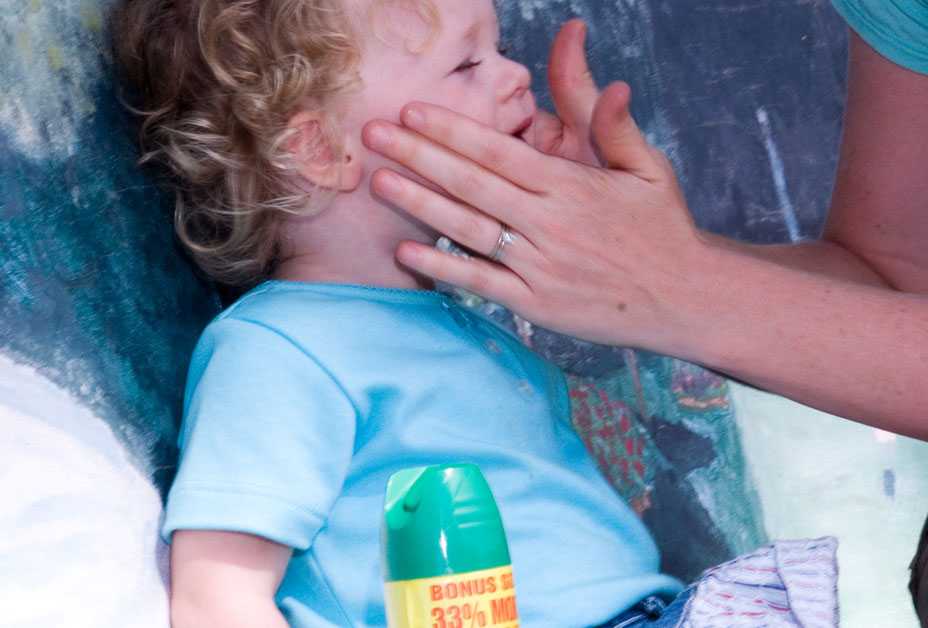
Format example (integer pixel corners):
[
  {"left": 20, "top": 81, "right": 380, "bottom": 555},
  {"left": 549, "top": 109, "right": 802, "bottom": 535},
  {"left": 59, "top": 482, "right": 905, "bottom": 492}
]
[
  {"left": 274, "top": 251, "right": 434, "bottom": 291},
  {"left": 272, "top": 191, "right": 437, "bottom": 292}
]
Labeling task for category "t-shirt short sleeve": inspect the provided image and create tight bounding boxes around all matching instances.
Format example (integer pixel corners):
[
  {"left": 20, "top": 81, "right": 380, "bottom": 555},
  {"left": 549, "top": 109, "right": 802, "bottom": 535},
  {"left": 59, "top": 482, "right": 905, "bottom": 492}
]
[
  {"left": 161, "top": 315, "right": 358, "bottom": 551},
  {"left": 831, "top": 0, "right": 928, "bottom": 74}
]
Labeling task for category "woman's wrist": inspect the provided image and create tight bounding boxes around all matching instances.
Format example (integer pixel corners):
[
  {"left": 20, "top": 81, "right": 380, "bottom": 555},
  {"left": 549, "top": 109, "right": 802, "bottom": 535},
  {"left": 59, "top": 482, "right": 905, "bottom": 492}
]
[
  {"left": 631, "top": 232, "right": 734, "bottom": 362},
  {"left": 659, "top": 236, "right": 899, "bottom": 385}
]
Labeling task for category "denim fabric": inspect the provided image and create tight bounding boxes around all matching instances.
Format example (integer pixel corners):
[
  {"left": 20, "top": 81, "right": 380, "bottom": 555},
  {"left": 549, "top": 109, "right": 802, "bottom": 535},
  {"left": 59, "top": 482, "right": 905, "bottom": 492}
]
[{"left": 593, "top": 588, "right": 693, "bottom": 628}]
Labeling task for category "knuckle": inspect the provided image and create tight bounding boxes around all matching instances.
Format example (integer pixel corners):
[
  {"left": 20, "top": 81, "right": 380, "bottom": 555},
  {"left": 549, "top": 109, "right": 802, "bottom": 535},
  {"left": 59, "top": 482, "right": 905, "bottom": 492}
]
[
  {"left": 532, "top": 254, "right": 557, "bottom": 280},
  {"left": 588, "top": 168, "right": 620, "bottom": 196},
  {"left": 479, "top": 140, "right": 509, "bottom": 170},
  {"left": 452, "top": 211, "right": 486, "bottom": 244},
  {"left": 535, "top": 214, "right": 561, "bottom": 238},
  {"left": 447, "top": 166, "right": 482, "bottom": 200},
  {"left": 571, "top": 163, "right": 600, "bottom": 190},
  {"left": 465, "top": 264, "right": 491, "bottom": 295},
  {"left": 556, "top": 167, "right": 600, "bottom": 204}
]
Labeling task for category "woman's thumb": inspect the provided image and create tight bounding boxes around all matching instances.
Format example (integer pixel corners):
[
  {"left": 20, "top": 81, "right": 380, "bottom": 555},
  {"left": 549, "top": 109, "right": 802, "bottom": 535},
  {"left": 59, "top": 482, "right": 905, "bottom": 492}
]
[{"left": 592, "top": 82, "right": 663, "bottom": 181}]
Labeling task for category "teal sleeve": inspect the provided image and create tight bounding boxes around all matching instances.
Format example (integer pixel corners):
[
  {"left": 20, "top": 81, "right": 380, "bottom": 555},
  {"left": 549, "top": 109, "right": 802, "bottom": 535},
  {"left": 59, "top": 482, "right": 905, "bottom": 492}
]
[
  {"left": 161, "top": 316, "right": 358, "bottom": 550},
  {"left": 831, "top": 0, "right": 928, "bottom": 74}
]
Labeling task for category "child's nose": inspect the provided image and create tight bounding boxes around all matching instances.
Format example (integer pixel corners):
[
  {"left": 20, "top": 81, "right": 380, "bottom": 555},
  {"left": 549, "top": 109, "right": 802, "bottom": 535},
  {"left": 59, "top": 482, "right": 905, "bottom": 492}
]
[{"left": 497, "top": 59, "right": 532, "bottom": 104}]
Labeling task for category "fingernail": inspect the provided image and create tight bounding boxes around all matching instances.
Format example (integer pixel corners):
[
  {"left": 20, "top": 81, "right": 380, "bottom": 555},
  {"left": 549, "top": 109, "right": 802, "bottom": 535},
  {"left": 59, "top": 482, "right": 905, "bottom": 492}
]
[
  {"left": 375, "top": 170, "right": 404, "bottom": 195},
  {"left": 365, "top": 123, "right": 392, "bottom": 150},
  {"left": 403, "top": 106, "right": 426, "bottom": 130}
]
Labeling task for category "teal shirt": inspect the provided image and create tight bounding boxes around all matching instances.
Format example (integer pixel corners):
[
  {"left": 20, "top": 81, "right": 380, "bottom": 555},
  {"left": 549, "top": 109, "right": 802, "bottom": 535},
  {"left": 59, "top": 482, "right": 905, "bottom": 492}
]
[
  {"left": 161, "top": 281, "right": 682, "bottom": 627},
  {"left": 831, "top": 0, "right": 928, "bottom": 74}
]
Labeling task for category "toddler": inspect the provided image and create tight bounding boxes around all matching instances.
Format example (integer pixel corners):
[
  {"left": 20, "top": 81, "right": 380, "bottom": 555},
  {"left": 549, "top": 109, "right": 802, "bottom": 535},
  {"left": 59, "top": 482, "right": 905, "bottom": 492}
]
[{"left": 114, "top": 1, "right": 837, "bottom": 626}]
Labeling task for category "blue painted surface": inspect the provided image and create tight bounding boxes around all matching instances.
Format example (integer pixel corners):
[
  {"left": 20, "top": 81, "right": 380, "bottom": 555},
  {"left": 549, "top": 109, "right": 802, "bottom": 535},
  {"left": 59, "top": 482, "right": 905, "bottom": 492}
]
[{"left": 0, "top": 0, "right": 219, "bottom": 494}]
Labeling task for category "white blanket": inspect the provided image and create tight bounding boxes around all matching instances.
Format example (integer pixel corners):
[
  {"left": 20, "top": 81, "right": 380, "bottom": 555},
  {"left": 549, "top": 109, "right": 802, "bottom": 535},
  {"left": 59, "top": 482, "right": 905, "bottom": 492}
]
[{"left": 0, "top": 353, "right": 169, "bottom": 628}]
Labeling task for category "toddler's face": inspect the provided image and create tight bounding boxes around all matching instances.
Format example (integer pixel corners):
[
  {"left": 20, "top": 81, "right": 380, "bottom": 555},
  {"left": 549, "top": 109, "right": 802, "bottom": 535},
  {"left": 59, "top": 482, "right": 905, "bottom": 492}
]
[{"left": 343, "top": 0, "right": 536, "bottom": 181}]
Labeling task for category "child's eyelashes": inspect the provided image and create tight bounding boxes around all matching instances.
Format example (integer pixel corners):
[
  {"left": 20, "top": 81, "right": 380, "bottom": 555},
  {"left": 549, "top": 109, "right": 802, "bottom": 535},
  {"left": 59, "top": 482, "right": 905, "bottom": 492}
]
[
  {"left": 451, "top": 45, "right": 512, "bottom": 74},
  {"left": 453, "top": 59, "right": 482, "bottom": 73}
]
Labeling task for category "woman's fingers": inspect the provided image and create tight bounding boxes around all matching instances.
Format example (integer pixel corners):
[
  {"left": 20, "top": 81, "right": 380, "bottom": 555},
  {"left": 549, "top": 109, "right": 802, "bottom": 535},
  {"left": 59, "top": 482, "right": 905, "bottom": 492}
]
[
  {"left": 372, "top": 168, "right": 535, "bottom": 263},
  {"left": 548, "top": 19, "right": 598, "bottom": 133},
  {"left": 396, "top": 240, "right": 533, "bottom": 307},
  {"left": 591, "top": 82, "right": 665, "bottom": 182},
  {"left": 528, "top": 109, "right": 569, "bottom": 157},
  {"left": 367, "top": 104, "right": 550, "bottom": 192},
  {"left": 363, "top": 119, "right": 538, "bottom": 231}
]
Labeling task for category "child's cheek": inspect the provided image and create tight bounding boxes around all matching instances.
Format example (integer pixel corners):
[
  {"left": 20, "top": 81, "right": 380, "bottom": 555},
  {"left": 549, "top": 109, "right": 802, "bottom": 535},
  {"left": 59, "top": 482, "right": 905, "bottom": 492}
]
[{"left": 432, "top": 82, "right": 494, "bottom": 128}]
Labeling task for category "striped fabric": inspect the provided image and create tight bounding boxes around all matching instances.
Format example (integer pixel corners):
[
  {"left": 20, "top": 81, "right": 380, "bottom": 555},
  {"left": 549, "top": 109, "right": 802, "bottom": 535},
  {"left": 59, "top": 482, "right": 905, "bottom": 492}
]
[{"left": 680, "top": 537, "right": 839, "bottom": 627}]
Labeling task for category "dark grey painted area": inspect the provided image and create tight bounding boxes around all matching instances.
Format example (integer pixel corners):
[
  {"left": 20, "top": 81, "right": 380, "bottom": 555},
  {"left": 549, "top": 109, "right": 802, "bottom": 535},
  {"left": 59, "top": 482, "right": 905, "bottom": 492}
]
[{"left": 499, "top": 0, "right": 848, "bottom": 244}]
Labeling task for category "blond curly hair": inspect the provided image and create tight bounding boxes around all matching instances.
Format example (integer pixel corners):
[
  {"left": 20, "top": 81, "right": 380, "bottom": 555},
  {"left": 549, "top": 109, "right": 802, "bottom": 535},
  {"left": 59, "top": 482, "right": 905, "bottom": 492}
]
[{"left": 113, "top": 0, "right": 436, "bottom": 287}]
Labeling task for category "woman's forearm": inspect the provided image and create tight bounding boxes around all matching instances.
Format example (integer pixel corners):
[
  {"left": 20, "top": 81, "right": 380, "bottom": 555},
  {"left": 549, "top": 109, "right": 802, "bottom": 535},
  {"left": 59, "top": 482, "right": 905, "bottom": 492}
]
[
  {"left": 701, "top": 232, "right": 891, "bottom": 288},
  {"left": 670, "top": 244, "right": 928, "bottom": 439}
]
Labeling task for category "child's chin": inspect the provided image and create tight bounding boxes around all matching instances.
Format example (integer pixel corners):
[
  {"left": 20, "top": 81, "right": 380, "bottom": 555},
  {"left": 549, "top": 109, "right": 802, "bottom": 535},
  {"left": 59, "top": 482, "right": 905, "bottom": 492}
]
[{"left": 522, "top": 124, "right": 539, "bottom": 149}]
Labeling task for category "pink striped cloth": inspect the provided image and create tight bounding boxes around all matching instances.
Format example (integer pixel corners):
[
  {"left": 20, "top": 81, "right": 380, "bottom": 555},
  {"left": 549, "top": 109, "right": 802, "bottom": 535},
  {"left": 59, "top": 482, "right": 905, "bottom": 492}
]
[{"left": 679, "top": 537, "right": 839, "bottom": 627}]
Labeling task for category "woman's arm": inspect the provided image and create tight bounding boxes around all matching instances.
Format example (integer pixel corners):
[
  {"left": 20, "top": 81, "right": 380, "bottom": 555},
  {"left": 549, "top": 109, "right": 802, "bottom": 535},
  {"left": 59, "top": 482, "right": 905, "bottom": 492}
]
[
  {"left": 825, "top": 32, "right": 928, "bottom": 292},
  {"left": 169, "top": 530, "right": 292, "bottom": 628},
  {"left": 689, "top": 244, "right": 928, "bottom": 439}
]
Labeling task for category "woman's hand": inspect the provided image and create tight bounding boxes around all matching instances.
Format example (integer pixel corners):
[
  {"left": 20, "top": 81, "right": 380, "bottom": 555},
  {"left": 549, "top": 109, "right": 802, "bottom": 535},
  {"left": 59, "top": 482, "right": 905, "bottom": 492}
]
[{"left": 362, "top": 84, "right": 711, "bottom": 353}]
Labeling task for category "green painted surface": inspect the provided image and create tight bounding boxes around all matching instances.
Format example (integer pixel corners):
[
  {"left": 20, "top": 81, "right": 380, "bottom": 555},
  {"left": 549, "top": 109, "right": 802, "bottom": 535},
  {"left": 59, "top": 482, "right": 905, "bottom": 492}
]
[{"left": 733, "top": 384, "right": 927, "bottom": 627}]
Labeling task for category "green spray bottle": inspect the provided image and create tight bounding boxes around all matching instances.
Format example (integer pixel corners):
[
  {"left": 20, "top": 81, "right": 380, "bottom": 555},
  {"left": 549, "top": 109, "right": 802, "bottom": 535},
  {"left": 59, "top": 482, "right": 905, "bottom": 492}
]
[{"left": 381, "top": 464, "right": 520, "bottom": 628}]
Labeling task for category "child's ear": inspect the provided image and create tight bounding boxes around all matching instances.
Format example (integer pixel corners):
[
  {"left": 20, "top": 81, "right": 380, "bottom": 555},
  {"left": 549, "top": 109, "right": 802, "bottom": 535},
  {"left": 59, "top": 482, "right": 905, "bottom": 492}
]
[{"left": 287, "top": 111, "right": 362, "bottom": 192}]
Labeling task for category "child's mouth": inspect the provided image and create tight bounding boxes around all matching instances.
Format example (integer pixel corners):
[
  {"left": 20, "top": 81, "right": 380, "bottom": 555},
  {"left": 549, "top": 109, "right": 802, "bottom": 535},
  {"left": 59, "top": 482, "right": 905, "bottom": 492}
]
[{"left": 511, "top": 116, "right": 533, "bottom": 141}]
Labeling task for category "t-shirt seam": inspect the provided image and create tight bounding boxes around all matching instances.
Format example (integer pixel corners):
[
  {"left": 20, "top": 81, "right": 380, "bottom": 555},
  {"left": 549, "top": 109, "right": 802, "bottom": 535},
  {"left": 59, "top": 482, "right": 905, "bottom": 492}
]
[
  {"left": 170, "top": 484, "right": 329, "bottom": 523},
  {"left": 218, "top": 314, "right": 364, "bottom": 427},
  {"left": 307, "top": 553, "right": 356, "bottom": 627},
  {"left": 221, "top": 282, "right": 527, "bottom": 366},
  {"left": 214, "top": 282, "right": 276, "bottom": 319},
  {"left": 238, "top": 280, "right": 448, "bottom": 306},
  {"left": 178, "top": 315, "right": 362, "bottom": 454}
]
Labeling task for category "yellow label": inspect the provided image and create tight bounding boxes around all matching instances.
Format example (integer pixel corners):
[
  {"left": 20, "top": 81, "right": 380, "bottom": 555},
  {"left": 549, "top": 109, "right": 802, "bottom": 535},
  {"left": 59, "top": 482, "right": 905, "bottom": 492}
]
[{"left": 385, "top": 565, "right": 519, "bottom": 628}]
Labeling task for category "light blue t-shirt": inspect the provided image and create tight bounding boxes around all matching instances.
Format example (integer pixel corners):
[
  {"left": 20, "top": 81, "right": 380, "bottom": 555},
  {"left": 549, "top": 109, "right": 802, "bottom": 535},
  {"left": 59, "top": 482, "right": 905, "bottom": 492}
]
[
  {"left": 831, "top": 0, "right": 928, "bottom": 74},
  {"left": 161, "top": 281, "right": 682, "bottom": 627}
]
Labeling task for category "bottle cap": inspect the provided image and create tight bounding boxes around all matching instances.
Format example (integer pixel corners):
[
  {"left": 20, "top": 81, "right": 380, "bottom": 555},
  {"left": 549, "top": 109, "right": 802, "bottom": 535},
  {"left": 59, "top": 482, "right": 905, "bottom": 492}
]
[{"left": 382, "top": 464, "right": 511, "bottom": 582}]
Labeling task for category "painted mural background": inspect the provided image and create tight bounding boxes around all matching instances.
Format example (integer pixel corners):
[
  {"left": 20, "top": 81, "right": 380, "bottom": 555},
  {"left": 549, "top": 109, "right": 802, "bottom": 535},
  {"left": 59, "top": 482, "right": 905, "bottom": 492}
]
[{"left": 1, "top": 0, "right": 925, "bottom": 626}]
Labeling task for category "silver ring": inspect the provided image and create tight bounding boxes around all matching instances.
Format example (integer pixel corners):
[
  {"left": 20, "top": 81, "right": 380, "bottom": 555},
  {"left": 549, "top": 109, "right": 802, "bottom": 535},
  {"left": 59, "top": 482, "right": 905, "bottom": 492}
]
[{"left": 489, "top": 225, "right": 516, "bottom": 262}]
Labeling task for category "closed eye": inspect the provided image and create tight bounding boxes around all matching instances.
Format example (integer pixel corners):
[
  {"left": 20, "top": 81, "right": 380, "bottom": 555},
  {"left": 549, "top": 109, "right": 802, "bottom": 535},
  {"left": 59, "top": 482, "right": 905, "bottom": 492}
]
[{"left": 453, "top": 59, "right": 482, "bottom": 73}]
